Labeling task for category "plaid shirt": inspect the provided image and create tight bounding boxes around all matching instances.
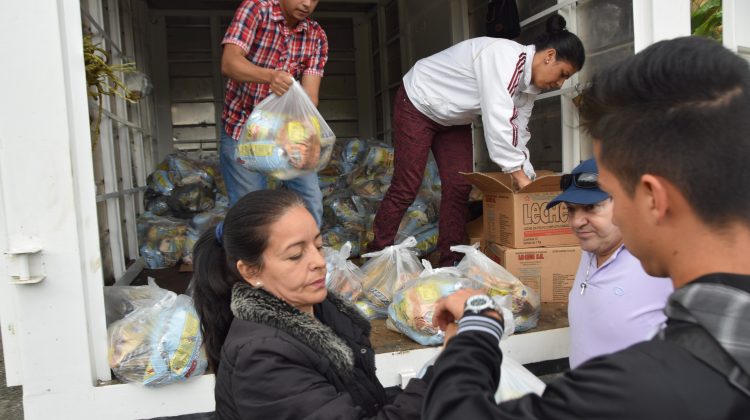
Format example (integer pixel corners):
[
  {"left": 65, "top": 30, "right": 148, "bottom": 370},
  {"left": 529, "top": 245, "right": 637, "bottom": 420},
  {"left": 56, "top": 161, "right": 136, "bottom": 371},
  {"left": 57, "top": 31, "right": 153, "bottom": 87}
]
[
  {"left": 662, "top": 276, "right": 750, "bottom": 376},
  {"left": 221, "top": 0, "right": 328, "bottom": 140}
]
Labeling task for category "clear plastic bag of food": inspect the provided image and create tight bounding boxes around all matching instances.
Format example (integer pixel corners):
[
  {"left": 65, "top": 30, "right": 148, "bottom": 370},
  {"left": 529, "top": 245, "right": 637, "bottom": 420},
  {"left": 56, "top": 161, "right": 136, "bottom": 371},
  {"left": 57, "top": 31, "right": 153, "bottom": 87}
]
[
  {"left": 166, "top": 154, "right": 214, "bottom": 188},
  {"left": 354, "top": 297, "right": 388, "bottom": 320},
  {"left": 388, "top": 261, "right": 477, "bottom": 345},
  {"left": 324, "top": 241, "right": 364, "bottom": 301},
  {"left": 137, "top": 214, "right": 188, "bottom": 269},
  {"left": 107, "top": 287, "right": 207, "bottom": 386},
  {"left": 360, "top": 236, "right": 424, "bottom": 308},
  {"left": 167, "top": 183, "right": 215, "bottom": 218},
  {"left": 451, "top": 244, "right": 540, "bottom": 332},
  {"left": 236, "top": 80, "right": 336, "bottom": 180},
  {"left": 396, "top": 200, "right": 431, "bottom": 238},
  {"left": 181, "top": 227, "right": 201, "bottom": 265},
  {"left": 341, "top": 137, "right": 366, "bottom": 173},
  {"left": 146, "top": 169, "right": 176, "bottom": 196}
]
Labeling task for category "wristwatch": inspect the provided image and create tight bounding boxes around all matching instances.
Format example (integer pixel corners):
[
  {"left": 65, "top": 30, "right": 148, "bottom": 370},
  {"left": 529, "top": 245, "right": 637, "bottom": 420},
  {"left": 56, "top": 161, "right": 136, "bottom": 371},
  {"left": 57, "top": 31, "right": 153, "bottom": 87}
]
[{"left": 463, "top": 294, "right": 498, "bottom": 316}]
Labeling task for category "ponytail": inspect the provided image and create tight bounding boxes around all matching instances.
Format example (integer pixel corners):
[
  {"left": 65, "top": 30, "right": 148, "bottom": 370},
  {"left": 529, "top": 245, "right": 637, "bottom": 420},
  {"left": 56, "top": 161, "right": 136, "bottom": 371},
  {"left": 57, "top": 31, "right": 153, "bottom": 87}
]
[{"left": 191, "top": 229, "right": 237, "bottom": 371}]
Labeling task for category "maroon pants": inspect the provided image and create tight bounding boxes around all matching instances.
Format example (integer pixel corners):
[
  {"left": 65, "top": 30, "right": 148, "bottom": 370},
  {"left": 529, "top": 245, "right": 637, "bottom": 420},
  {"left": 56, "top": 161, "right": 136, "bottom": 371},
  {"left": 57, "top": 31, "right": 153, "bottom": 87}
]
[{"left": 369, "top": 86, "right": 473, "bottom": 267}]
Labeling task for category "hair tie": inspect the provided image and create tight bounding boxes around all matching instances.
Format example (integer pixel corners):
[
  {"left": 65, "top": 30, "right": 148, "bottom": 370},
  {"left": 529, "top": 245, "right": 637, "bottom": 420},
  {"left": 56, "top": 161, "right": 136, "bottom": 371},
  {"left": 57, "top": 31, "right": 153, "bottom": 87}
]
[{"left": 215, "top": 221, "right": 225, "bottom": 246}]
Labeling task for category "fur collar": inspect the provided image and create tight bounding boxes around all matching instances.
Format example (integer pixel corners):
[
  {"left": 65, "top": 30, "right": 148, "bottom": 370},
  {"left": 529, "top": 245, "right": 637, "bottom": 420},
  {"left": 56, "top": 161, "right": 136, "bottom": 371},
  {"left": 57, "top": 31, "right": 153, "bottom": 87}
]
[{"left": 230, "top": 282, "right": 368, "bottom": 377}]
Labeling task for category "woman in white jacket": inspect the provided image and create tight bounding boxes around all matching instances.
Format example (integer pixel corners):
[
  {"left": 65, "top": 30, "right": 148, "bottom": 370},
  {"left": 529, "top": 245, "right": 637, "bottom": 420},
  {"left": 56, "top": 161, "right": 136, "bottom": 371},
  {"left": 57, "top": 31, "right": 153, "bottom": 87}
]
[{"left": 368, "top": 15, "right": 585, "bottom": 267}]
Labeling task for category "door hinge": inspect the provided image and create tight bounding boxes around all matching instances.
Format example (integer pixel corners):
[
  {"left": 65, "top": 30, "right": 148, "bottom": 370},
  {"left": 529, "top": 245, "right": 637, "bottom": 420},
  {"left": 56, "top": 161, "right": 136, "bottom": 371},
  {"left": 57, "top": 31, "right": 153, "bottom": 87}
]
[{"left": 5, "top": 247, "right": 45, "bottom": 284}]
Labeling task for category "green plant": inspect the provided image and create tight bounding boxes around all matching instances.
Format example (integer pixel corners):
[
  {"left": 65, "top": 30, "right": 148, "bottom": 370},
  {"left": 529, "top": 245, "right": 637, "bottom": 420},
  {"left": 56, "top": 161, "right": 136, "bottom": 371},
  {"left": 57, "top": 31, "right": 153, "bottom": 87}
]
[
  {"left": 691, "top": 0, "right": 722, "bottom": 42},
  {"left": 84, "top": 34, "right": 137, "bottom": 149}
]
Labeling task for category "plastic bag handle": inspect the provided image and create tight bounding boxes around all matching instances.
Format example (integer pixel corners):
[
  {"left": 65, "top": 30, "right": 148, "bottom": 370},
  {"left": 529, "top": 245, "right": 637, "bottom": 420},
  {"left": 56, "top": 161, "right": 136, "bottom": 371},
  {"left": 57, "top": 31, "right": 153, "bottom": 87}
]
[
  {"left": 450, "top": 243, "right": 481, "bottom": 255},
  {"left": 340, "top": 241, "right": 352, "bottom": 259},
  {"left": 361, "top": 236, "right": 418, "bottom": 258},
  {"left": 419, "top": 259, "right": 434, "bottom": 276},
  {"left": 329, "top": 241, "right": 352, "bottom": 265},
  {"left": 396, "top": 236, "right": 418, "bottom": 249}
]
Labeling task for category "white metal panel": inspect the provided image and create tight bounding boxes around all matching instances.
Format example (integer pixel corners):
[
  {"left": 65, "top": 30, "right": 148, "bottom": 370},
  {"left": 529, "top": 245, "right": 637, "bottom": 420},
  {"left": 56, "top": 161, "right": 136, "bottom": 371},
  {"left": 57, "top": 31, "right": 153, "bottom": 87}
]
[
  {"left": 0, "top": 162, "right": 22, "bottom": 386},
  {"left": 375, "top": 347, "right": 441, "bottom": 388},
  {"left": 0, "top": 0, "right": 108, "bottom": 399},
  {"left": 375, "top": 327, "right": 570, "bottom": 388},
  {"left": 23, "top": 376, "right": 216, "bottom": 420},
  {"left": 724, "top": 0, "right": 750, "bottom": 60},
  {"left": 633, "top": 0, "right": 690, "bottom": 53}
]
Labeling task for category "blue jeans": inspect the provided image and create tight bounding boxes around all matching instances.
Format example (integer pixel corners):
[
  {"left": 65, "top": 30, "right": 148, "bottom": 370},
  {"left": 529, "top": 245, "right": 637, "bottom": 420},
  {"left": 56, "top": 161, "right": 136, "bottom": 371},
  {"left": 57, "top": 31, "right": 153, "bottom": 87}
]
[{"left": 219, "top": 128, "right": 323, "bottom": 226}]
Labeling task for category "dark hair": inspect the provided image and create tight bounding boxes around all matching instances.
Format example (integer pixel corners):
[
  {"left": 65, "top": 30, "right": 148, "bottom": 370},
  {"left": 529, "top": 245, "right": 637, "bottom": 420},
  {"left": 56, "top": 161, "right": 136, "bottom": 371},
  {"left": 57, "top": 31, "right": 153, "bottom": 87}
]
[
  {"left": 190, "top": 189, "right": 306, "bottom": 370},
  {"left": 533, "top": 15, "right": 585, "bottom": 71},
  {"left": 578, "top": 36, "right": 750, "bottom": 228}
]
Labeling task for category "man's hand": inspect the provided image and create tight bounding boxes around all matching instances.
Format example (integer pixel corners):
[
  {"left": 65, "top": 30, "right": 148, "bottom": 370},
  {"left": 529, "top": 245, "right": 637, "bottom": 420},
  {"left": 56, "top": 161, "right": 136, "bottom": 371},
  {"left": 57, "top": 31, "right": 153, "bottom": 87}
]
[
  {"left": 268, "top": 71, "right": 294, "bottom": 96},
  {"left": 442, "top": 322, "right": 458, "bottom": 347},
  {"left": 433, "top": 289, "right": 484, "bottom": 331}
]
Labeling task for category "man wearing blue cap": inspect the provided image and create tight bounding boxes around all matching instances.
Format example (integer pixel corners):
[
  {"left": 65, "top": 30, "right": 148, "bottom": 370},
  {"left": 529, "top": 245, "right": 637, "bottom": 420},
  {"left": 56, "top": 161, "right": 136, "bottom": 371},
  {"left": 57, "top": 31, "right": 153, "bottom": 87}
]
[{"left": 546, "top": 158, "right": 673, "bottom": 368}]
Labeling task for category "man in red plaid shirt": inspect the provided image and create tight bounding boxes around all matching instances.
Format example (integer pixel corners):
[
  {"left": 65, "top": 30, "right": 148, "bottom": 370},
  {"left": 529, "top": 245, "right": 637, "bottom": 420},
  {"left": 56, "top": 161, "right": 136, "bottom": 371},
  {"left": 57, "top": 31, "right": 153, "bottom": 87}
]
[{"left": 219, "top": 0, "right": 328, "bottom": 225}]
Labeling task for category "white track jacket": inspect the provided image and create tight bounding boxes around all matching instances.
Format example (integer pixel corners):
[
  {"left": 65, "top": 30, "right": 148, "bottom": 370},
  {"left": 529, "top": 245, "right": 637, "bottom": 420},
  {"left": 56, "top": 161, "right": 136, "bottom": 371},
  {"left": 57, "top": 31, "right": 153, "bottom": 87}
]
[{"left": 402, "top": 37, "right": 539, "bottom": 176}]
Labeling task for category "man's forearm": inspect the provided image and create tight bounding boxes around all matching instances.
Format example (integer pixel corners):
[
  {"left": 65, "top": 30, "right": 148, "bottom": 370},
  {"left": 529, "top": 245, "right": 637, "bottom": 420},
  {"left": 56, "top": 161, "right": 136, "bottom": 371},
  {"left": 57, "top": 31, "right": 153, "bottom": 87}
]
[{"left": 221, "top": 54, "right": 273, "bottom": 84}]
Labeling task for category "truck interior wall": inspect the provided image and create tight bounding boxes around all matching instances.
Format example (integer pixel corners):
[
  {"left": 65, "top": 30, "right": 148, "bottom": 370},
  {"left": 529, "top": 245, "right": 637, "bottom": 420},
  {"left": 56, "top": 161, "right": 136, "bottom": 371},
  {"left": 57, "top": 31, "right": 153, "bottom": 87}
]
[
  {"left": 401, "top": 0, "right": 456, "bottom": 62},
  {"left": 90, "top": 0, "right": 639, "bottom": 282},
  {"left": 81, "top": 0, "right": 161, "bottom": 282}
]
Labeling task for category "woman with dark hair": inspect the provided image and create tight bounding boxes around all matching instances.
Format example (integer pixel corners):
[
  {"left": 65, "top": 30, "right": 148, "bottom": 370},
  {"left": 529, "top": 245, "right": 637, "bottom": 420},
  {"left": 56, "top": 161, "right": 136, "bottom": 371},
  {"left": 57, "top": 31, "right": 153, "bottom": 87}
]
[
  {"left": 190, "top": 189, "right": 429, "bottom": 420},
  {"left": 369, "top": 15, "right": 585, "bottom": 267}
]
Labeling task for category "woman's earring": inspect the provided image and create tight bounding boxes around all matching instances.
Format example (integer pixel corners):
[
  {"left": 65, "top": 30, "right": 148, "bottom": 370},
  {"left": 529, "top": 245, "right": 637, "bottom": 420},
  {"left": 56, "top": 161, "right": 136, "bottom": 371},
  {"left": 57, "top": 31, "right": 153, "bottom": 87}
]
[
  {"left": 545, "top": 59, "right": 550, "bottom": 64},
  {"left": 254, "top": 281, "right": 263, "bottom": 288}
]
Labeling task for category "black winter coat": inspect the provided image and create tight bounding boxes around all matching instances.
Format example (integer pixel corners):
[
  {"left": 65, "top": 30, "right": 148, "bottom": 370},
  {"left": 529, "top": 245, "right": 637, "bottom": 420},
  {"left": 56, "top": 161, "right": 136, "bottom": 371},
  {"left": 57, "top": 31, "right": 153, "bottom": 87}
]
[
  {"left": 215, "top": 283, "right": 429, "bottom": 420},
  {"left": 423, "top": 275, "right": 750, "bottom": 420}
]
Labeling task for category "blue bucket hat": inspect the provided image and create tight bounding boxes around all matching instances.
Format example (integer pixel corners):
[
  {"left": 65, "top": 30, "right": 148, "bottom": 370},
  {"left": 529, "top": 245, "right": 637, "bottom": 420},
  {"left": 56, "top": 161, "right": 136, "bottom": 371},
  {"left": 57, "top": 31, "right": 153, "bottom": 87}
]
[{"left": 546, "top": 158, "right": 610, "bottom": 209}]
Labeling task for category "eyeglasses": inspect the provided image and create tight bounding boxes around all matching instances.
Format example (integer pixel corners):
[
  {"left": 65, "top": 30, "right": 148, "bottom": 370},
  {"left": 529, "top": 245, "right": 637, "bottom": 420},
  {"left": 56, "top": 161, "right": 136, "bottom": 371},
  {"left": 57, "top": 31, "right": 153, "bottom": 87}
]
[{"left": 560, "top": 172, "right": 599, "bottom": 190}]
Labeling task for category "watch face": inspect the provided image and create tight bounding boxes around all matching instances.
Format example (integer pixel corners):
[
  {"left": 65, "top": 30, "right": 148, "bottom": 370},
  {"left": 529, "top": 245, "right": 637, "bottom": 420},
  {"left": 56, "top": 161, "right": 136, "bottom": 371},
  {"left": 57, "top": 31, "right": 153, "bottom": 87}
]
[
  {"left": 465, "top": 294, "right": 495, "bottom": 315},
  {"left": 467, "top": 295, "right": 490, "bottom": 307}
]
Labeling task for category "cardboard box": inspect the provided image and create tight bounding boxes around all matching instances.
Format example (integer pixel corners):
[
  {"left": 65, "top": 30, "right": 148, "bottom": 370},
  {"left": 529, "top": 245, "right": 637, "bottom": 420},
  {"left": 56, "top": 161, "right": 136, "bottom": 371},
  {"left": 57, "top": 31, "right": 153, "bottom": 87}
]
[
  {"left": 465, "top": 216, "right": 484, "bottom": 248},
  {"left": 487, "top": 243, "right": 581, "bottom": 303},
  {"left": 461, "top": 172, "right": 577, "bottom": 248}
]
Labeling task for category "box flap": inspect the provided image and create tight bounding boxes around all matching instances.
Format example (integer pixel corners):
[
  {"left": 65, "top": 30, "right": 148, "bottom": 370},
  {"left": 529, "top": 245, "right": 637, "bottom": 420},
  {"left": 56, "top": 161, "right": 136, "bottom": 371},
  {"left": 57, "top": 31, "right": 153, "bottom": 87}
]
[
  {"left": 520, "top": 174, "right": 562, "bottom": 193},
  {"left": 460, "top": 172, "right": 513, "bottom": 193},
  {"left": 462, "top": 172, "right": 562, "bottom": 194}
]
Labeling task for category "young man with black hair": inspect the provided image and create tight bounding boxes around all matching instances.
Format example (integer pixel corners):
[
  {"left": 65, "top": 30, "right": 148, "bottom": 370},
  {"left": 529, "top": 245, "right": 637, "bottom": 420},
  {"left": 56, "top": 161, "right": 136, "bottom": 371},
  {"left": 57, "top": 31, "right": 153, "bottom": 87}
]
[{"left": 423, "top": 36, "right": 750, "bottom": 419}]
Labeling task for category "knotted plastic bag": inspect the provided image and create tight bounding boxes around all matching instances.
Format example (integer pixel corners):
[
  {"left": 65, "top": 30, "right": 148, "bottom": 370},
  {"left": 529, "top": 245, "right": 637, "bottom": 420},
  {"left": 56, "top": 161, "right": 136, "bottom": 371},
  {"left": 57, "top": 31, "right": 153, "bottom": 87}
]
[
  {"left": 236, "top": 80, "right": 336, "bottom": 180},
  {"left": 451, "top": 244, "right": 540, "bottom": 332},
  {"left": 360, "top": 237, "right": 423, "bottom": 309},
  {"left": 324, "top": 241, "right": 364, "bottom": 301},
  {"left": 103, "top": 279, "right": 169, "bottom": 326}
]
